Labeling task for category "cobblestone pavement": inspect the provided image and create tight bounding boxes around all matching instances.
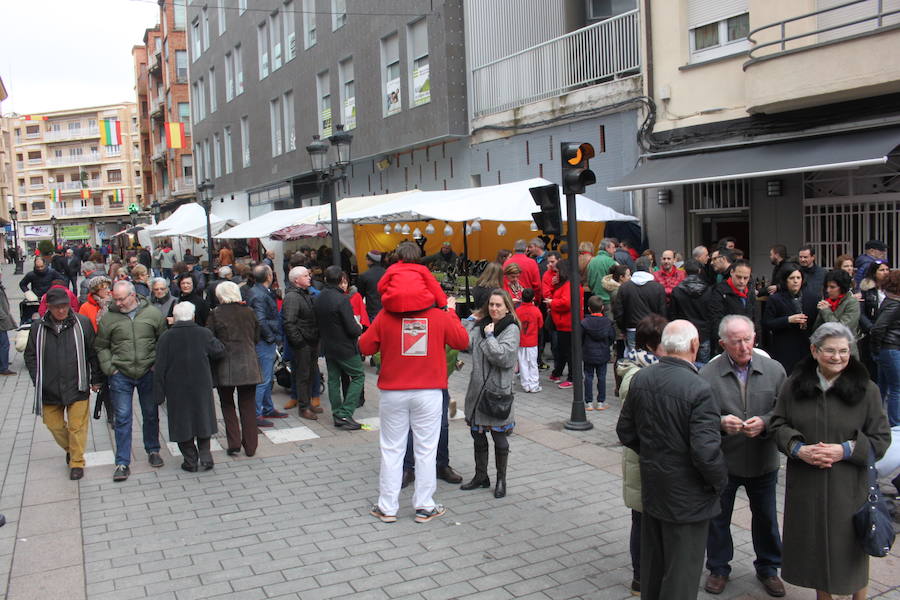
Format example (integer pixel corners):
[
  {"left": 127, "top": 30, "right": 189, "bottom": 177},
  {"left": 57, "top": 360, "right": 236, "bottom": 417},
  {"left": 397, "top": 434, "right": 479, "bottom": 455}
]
[{"left": 0, "top": 261, "right": 897, "bottom": 599}]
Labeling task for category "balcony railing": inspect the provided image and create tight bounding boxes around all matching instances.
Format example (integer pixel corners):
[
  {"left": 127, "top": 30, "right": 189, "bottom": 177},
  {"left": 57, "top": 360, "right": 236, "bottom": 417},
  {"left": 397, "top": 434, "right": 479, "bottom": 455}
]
[
  {"left": 49, "top": 180, "right": 102, "bottom": 192},
  {"left": 44, "top": 127, "right": 100, "bottom": 142},
  {"left": 746, "top": 0, "right": 900, "bottom": 67},
  {"left": 152, "top": 142, "right": 167, "bottom": 161},
  {"left": 469, "top": 10, "right": 641, "bottom": 118},
  {"left": 47, "top": 152, "right": 101, "bottom": 167},
  {"left": 27, "top": 158, "right": 42, "bottom": 165},
  {"left": 150, "top": 96, "right": 165, "bottom": 116},
  {"left": 173, "top": 176, "right": 195, "bottom": 193}
]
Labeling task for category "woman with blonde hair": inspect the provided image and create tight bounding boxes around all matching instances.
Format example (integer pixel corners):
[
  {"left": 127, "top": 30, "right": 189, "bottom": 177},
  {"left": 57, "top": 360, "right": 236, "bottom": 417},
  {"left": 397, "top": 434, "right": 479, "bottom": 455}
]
[{"left": 473, "top": 262, "right": 503, "bottom": 312}]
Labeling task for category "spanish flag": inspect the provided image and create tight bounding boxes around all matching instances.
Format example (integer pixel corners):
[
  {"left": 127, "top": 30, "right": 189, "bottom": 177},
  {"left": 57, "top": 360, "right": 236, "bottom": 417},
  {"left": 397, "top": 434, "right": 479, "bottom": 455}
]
[
  {"left": 81, "top": 189, "right": 91, "bottom": 200},
  {"left": 100, "top": 119, "right": 122, "bottom": 146},
  {"left": 49, "top": 189, "right": 60, "bottom": 203},
  {"left": 165, "top": 122, "right": 186, "bottom": 149},
  {"left": 22, "top": 115, "right": 48, "bottom": 121}
]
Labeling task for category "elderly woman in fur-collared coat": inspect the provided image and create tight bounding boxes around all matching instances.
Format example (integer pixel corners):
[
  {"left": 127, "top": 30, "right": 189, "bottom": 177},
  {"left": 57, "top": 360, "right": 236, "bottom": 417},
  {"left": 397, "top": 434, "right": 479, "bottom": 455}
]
[{"left": 770, "top": 322, "right": 890, "bottom": 599}]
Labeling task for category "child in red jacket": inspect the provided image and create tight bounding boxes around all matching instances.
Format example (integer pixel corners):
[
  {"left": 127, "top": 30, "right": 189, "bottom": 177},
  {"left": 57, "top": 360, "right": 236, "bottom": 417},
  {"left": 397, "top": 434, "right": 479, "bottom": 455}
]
[{"left": 515, "top": 288, "right": 543, "bottom": 393}]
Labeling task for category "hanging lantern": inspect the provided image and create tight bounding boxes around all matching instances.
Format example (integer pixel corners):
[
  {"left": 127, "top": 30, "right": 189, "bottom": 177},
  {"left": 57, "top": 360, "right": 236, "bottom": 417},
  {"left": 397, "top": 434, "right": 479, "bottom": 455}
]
[
  {"left": 497, "top": 223, "right": 507, "bottom": 236},
  {"left": 465, "top": 224, "right": 472, "bottom": 236},
  {"left": 394, "top": 223, "right": 402, "bottom": 232},
  {"left": 413, "top": 227, "right": 422, "bottom": 239},
  {"left": 384, "top": 224, "right": 392, "bottom": 234},
  {"left": 401, "top": 224, "right": 411, "bottom": 235},
  {"left": 443, "top": 223, "right": 454, "bottom": 236},
  {"left": 529, "top": 220, "right": 538, "bottom": 231},
  {"left": 470, "top": 219, "right": 482, "bottom": 232},
  {"left": 424, "top": 223, "right": 435, "bottom": 234}
]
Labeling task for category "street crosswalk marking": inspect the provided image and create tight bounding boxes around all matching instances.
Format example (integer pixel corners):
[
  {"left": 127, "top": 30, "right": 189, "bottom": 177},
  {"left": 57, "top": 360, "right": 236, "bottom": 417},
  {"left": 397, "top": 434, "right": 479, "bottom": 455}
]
[
  {"left": 263, "top": 426, "right": 320, "bottom": 443},
  {"left": 166, "top": 439, "right": 224, "bottom": 456},
  {"left": 83, "top": 450, "right": 116, "bottom": 466}
]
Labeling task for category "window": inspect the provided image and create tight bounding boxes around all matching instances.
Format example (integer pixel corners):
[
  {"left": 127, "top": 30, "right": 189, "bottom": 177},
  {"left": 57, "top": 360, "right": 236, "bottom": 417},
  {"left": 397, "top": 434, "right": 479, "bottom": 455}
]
[
  {"left": 68, "top": 121, "right": 81, "bottom": 131},
  {"left": 178, "top": 103, "right": 191, "bottom": 135},
  {"left": 687, "top": 1, "right": 750, "bottom": 62},
  {"left": 407, "top": 19, "right": 430, "bottom": 107},
  {"left": 235, "top": 44, "right": 244, "bottom": 94},
  {"left": 381, "top": 33, "right": 401, "bottom": 116},
  {"left": 213, "top": 133, "right": 221, "bottom": 178},
  {"left": 30, "top": 176, "right": 44, "bottom": 186},
  {"left": 317, "top": 71, "right": 332, "bottom": 137},
  {"left": 202, "top": 6, "right": 210, "bottom": 49},
  {"left": 283, "top": 91, "right": 295, "bottom": 152},
  {"left": 284, "top": 0, "right": 297, "bottom": 61},
  {"left": 270, "top": 11, "right": 283, "bottom": 71},
  {"left": 107, "top": 169, "right": 122, "bottom": 183},
  {"left": 240, "top": 116, "right": 250, "bottom": 167},
  {"left": 173, "top": 0, "right": 186, "bottom": 29},
  {"left": 225, "top": 51, "right": 234, "bottom": 100},
  {"left": 224, "top": 126, "right": 233, "bottom": 173},
  {"left": 586, "top": 0, "right": 636, "bottom": 21},
  {"left": 239, "top": 0, "right": 246, "bottom": 14},
  {"left": 303, "top": 0, "right": 316, "bottom": 48},
  {"left": 182, "top": 155, "right": 193, "bottom": 179},
  {"left": 69, "top": 148, "right": 83, "bottom": 158},
  {"left": 203, "top": 139, "right": 211, "bottom": 180},
  {"left": 339, "top": 57, "right": 356, "bottom": 129},
  {"left": 217, "top": 0, "right": 225, "bottom": 34},
  {"left": 258, "top": 21, "right": 270, "bottom": 78},
  {"left": 208, "top": 67, "right": 216, "bottom": 113},
  {"left": 194, "top": 143, "right": 204, "bottom": 179},
  {"left": 332, "top": 0, "right": 347, "bottom": 30},
  {"left": 175, "top": 50, "right": 188, "bottom": 82},
  {"left": 192, "top": 82, "right": 200, "bottom": 122},
  {"left": 270, "top": 97, "right": 283, "bottom": 156},
  {"left": 191, "top": 19, "right": 201, "bottom": 60},
  {"left": 197, "top": 77, "right": 206, "bottom": 120}
]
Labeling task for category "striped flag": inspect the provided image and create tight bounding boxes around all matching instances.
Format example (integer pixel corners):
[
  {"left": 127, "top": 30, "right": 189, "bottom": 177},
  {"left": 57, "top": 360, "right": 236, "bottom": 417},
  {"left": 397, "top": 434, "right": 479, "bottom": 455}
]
[
  {"left": 81, "top": 189, "right": 91, "bottom": 200},
  {"left": 22, "top": 115, "right": 48, "bottom": 121},
  {"left": 49, "top": 189, "right": 60, "bottom": 203},
  {"left": 99, "top": 119, "right": 122, "bottom": 146},
  {"left": 165, "top": 122, "right": 186, "bottom": 149},
  {"left": 111, "top": 189, "right": 123, "bottom": 203}
]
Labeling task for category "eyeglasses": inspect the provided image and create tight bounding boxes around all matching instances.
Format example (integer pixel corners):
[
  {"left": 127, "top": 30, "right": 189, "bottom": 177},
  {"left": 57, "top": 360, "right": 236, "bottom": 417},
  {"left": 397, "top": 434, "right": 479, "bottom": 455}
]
[{"left": 817, "top": 347, "right": 850, "bottom": 358}]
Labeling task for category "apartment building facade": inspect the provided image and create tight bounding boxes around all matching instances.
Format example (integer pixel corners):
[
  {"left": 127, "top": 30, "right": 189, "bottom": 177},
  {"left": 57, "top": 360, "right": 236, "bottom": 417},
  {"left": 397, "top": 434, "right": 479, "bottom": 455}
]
[
  {"left": 9, "top": 103, "right": 143, "bottom": 249},
  {"left": 0, "top": 76, "right": 13, "bottom": 250},
  {"left": 609, "top": 0, "right": 900, "bottom": 273},
  {"left": 134, "top": 0, "right": 194, "bottom": 217}
]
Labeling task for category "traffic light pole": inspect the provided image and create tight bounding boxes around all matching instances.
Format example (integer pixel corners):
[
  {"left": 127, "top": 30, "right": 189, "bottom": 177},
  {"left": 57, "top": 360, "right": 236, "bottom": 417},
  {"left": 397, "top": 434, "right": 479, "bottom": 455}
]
[{"left": 563, "top": 191, "right": 592, "bottom": 431}]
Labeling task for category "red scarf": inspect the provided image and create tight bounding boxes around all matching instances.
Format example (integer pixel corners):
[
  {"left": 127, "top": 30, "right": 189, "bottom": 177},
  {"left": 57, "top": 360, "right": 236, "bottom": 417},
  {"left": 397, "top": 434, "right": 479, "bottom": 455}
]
[
  {"left": 589, "top": 311, "right": 605, "bottom": 317},
  {"left": 825, "top": 294, "right": 845, "bottom": 312},
  {"left": 726, "top": 277, "right": 748, "bottom": 299}
]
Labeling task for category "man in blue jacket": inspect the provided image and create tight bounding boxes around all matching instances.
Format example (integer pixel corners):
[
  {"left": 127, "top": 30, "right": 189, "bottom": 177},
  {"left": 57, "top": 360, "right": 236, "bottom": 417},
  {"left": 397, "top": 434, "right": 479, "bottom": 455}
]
[{"left": 246, "top": 264, "right": 287, "bottom": 427}]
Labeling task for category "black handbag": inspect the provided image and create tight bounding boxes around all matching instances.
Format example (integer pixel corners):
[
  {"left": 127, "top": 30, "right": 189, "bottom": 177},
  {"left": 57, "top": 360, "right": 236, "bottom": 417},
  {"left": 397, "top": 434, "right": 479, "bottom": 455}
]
[
  {"left": 852, "top": 442, "right": 895, "bottom": 557},
  {"left": 475, "top": 359, "right": 514, "bottom": 421}
]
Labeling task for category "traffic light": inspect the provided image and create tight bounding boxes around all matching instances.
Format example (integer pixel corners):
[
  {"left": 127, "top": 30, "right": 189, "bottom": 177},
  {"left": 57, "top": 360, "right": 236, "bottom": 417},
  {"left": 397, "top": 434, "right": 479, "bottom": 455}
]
[
  {"left": 529, "top": 183, "right": 562, "bottom": 236},
  {"left": 561, "top": 142, "right": 596, "bottom": 195}
]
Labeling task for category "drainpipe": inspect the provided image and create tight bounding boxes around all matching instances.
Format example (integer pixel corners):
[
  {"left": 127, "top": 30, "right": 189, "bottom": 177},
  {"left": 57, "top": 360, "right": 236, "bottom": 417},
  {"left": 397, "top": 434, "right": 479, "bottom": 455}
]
[{"left": 639, "top": 0, "right": 654, "bottom": 234}]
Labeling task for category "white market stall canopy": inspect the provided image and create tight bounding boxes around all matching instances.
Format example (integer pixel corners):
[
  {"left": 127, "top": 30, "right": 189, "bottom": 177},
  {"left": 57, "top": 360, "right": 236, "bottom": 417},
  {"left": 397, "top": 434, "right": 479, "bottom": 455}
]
[
  {"left": 331, "top": 178, "right": 638, "bottom": 224},
  {"left": 146, "top": 203, "right": 234, "bottom": 238}
]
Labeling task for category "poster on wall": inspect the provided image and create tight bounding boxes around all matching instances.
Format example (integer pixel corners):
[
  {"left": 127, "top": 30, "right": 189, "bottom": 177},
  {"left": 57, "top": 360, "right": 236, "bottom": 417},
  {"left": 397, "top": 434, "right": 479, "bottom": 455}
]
[
  {"left": 413, "top": 64, "right": 430, "bottom": 106},
  {"left": 385, "top": 77, "right": 401, "bottom": 115},
  {"left": 23, "top": 225, "right": 53, "bottom": 238},
  {"left": 320, "top": 107, "right": 333, "bottom": 138},
  {"left": 62, "top": 225, "right": 90, "bottom": 240},
  {"left": 343, "top": 96, "right": 356, "bottom": 130}
]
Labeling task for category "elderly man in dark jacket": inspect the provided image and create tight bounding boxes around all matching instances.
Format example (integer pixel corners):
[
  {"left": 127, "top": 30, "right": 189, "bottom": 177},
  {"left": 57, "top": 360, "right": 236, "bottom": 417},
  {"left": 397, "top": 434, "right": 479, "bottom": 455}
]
[
  {"left": 282, "top": 266, "right": 320, "bottom": 421},
  {"left": 25, "top": 288, "right": 101, "bottom": 480},
  {"left": 669, "top": 259, "right": 713, "bottom": 363},
  {"left": 617, "top": 320, "right": 728, "bottom": 600},
  {"left": 314, "top": 265, "right": 364, "bottom": 430},
  {"left": 699, "top": 315, "right": 787, "bottom": 597},
  {"left": 245, "top": 264, "right": 287, "bottom": 426},
  {"left": 19, "top": 257, "right": 62, "bottom": 301},
  {"left": 613, "top": 256, "right": 666, "bottom": 351}
]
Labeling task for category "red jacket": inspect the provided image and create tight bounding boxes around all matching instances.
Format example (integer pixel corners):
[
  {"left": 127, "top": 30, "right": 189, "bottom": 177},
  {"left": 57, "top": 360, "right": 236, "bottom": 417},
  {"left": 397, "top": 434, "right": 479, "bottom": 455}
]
[
  {"left": 378, "top": 262, "right": 448, "bottom": 313},
  {"left": 359, "top": 307, "right": 469, "bottom": 390},
  {"left": 542, "top": 269, "right": 559, "bottom": 300},
  {"left": 504, "top": 253, "right": 542, "bottom": 302},
  {"left": 349, "top": 291, "right": 370, "bottom": 328},
  {"left": 38, "top": 284, "right": 80, "bottom": 317},
  {"left": 654, "top": 266, "right": 686, "bottom": 296},
  {"left": 550, "top": 281, "right": 584, "bottom": 332},
  {"left": 515, "top": 303, "right": 543, "bottom": 347}
]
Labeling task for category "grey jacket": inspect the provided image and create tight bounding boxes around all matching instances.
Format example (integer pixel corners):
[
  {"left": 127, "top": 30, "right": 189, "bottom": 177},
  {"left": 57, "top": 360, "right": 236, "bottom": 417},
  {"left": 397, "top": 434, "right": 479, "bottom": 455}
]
[
  {"left": 463, "top": 317, "right": 520, "bottom": 429},
  {"left": 699, "top": 351, "right": 786, "bottom": 478},
  {"left": 0, "top": 282, "right": 15, "bottom": 331}
]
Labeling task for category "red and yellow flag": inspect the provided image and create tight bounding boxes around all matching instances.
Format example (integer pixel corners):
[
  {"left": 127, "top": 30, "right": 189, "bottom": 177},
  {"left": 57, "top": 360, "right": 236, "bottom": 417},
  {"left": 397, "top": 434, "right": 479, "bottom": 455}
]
[
  {"left": 100, "top": 119, "right": 122, "bottom": 146},
  {"left": 22, "top": 115, "right": 48, "bottom": 121},
  {"left": 165, "top": 122, "right": 186, "bottom": 149},
  {"left": 81, "top": 189, "right": 91, "bottom": 200}
]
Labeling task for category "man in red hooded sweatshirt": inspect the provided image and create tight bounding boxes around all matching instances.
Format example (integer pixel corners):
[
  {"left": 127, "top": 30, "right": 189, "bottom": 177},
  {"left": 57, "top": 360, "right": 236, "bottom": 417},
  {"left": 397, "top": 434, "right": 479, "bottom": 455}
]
[{"left": 361, "top": 242, "right": 469, "bottom": 524}]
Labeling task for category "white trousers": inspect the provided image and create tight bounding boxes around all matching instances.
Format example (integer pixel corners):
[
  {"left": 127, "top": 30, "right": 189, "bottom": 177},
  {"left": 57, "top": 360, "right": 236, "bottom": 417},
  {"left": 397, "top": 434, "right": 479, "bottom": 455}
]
[
  {"left": 517, "top": 346, "right": 539, "bottom": 391},
  {"left": 378, "top": 388, "right": 442, "bottom": 515}
]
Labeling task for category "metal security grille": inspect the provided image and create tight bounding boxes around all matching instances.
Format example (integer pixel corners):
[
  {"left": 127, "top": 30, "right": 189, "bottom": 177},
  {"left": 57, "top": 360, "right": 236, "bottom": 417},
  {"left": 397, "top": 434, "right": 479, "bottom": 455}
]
[
  {"left": 685, "top": 179, "right": 751, "bottom": 212},
  {"left": 803, "top": 196, "right": 900, "bottom": 269}
]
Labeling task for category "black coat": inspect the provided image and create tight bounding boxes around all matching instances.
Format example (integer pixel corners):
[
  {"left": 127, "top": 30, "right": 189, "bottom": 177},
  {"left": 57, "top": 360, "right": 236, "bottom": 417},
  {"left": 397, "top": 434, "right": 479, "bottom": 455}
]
[
  {"left": 800, "top": 264, "right": 826, "bottom": 299},
  {"left": 668, "top": 275, "right": 713, "bottom": 342},
  {"left": 246, "top": 283, "right": 281, "bottom": 343},
  {"left": 763, "top": 288, "right": 819, "bottom": 375},
  {"left": 51, "top": 254, "right": 68, "bottom": 277},
  {"left": 612, "top": 275, "right": 667, "bottom": 331},
  {"left": 282, "top": 285, "right": 319, "bottom": 349},
  {"left": 206, "top": 303, "right": 262, "bottom": 387},
  {"left": 870, "top": 296, "right": 900, "bottom": 352},
  {"left": 138, "top": 249, "right": 152, "bottom": 270},
  {"left": 356, "top": 264, "right": 386, "bottom": 321},
  {"left": 168, "top": 291, "right": 210, "bottom": 327},
  {"left": 154, "top": 321, "right": 225, "bottom": 442},
  {"left": 580, "top": 314, "right": 615, "bottom": 364},
  {"left": 617, "top": 356, "right": 727, "bottom": 523},
  {"left": 24, "top": 312, "right": 101, "bottom": 406},
  {"left": 313, "top": 284, "right": 361, "bottom": 360},
  {"left": 708, "top": 280, "right": 757, "bottom": 349},
  {"left": 20, "top": 267, "right": 63, "bottom": 299},
  {"left": 67, "top": 255, "right": 82, "bottom": 280}
]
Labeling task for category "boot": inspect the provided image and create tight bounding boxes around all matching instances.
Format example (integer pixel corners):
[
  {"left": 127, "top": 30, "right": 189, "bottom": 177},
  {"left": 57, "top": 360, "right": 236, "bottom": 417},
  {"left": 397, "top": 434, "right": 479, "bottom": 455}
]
[
  {"left": 494, "top": 447, "right": 509, "bottom": 498},
  {"left": 460, "top": 438, "right": 490, "bottom": 490},
  {"left": 311, "top": 397, "right": 324, "bottom": 414},
  {"left": 283, "top": 398, "right": 298, "bottom": 410}
]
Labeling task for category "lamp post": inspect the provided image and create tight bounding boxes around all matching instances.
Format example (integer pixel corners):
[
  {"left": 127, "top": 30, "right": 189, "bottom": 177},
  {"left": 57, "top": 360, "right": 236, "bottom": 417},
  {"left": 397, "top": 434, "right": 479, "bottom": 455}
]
[
  {"left": 50, "top": 215, "right": 58, "bottom": 250},
  {"left": 197, "top": 178, "right": 215, "bottom": 267},
  {"left": 150, "top": 199, "right": 161, "bottom": 224},
  {"left": 8, "top": 205, "right": 21, "bottom": 274},
  {"left": 306, "top": 124, "right": 353, "bottom": 268}
]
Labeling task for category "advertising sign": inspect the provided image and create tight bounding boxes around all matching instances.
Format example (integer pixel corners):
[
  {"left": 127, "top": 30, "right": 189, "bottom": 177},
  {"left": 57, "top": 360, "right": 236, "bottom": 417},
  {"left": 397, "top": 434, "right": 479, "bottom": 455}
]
[
  {"left": 413, "top": 64, "right": 430, "bottom": 106},
  {"left": 385, "top": 77, "right": 401, "bottom": 115},
  {"left": 24, "top": 225, "right": 52, "bottom": 238},
  {"left": 62, "top": 225, "right": 90, "bottom": 239}
]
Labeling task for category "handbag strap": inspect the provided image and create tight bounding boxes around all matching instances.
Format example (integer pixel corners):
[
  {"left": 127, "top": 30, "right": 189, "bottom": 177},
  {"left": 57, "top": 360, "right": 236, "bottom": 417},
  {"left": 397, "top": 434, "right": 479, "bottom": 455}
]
[
  {"left": 865, "top": 440, "right": 880, "bottom": 502},
  {"left": 471, "top": 343, "right": 494, "bottom": 417}
]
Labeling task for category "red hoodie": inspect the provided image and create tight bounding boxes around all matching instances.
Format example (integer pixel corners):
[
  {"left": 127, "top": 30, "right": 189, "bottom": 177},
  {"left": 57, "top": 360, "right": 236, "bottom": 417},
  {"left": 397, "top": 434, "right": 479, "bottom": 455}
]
[
  {"left": 360, "top": 306, "right": 468, "bottom": 390},
  {"left": 38, "top": 284, "right": 80, "bottom": 317},
  {"left": 515, "top": 302, "right": 543, "bottom": 347},
  {"left": 550, "top": 281, "right": 584, "bottom": 332},
  {"left": 377, "top": 262, "right": 448, "bottom": 313}
]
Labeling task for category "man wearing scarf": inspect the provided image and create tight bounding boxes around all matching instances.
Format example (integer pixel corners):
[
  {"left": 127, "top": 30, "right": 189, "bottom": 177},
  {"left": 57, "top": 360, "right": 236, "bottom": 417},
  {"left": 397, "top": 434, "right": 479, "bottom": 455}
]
[
  {"left": 708, "top": 260, "right": 757, "bottom": 355},
  {"left": 24, "top": 288, "right": 101, "bottom": 480}
]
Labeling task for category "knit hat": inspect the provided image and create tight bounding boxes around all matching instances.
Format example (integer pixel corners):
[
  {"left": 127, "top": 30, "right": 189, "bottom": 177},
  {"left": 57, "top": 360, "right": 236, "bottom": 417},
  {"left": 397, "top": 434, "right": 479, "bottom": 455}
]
[{"left": 367, "top": 250, "right": 382, "bottom": 263}]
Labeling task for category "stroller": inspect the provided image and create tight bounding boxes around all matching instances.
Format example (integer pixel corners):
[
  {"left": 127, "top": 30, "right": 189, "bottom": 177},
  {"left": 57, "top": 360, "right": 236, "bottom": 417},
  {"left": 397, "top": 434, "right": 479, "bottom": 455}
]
[{"left": 19, "top": 290, "right": 40, "bottom": 326}]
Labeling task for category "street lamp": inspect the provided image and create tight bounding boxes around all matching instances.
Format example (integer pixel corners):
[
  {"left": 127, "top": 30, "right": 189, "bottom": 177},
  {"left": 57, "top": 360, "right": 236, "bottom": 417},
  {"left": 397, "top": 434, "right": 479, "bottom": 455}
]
[
  {"left": 50, "top": 215, "right": 58, "bottom": 249},
  {"left": 306, "top": 124, "right": 353, "bottom": 268},
  {"left": 150, "top": 199, "right": 161, "bottom": 224},
  {"left": 197, "top": 178, "right": 215, "bottom": 268},
  {"left": 8, "top": 205, "right": 22, "bottom": 274}
]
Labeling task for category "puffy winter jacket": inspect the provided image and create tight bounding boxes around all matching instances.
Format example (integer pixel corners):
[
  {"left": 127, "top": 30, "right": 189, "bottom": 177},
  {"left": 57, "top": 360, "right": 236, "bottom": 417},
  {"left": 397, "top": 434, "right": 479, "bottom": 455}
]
[
  {"left": 871, "top": 297, "right": 900, "bottom": 352},
  {"left": 95, "top": 296, "right": 166, "bottom": 379},
  {"left": 20, "top": 266, "right": 63, "bottom": 299},
  {"left": 282, "top": 285, "right": 319, "bottom": 349},
  {"left": 612, "top": 271, "right": 666, "bottom": 331},
  {"left": 668, "top": 275, "right": 713, "bottom": 341},
  {"left": 581, "top": 313, "right": 615, "bottom": 364},
  {"left": 245, "top": 283, "right": 281, "bottom": 343},
  {"left": 24, "top": 312, "right": 101, "bottom": 406}
]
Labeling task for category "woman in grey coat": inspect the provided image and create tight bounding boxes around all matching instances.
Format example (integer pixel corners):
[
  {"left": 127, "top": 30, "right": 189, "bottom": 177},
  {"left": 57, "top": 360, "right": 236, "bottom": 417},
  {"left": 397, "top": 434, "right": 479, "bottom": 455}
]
[{"left": 462, "top": 289, "right": 520, "bottom": 498}]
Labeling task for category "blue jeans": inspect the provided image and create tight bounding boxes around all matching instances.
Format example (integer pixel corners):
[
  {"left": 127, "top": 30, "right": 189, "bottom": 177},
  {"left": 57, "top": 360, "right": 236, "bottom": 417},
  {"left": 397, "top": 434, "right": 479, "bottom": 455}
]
[
  {"left": 584, "top": 362, "right": 608, "bottom": 404},
  {"left": 878, "top": 348, "right": 900, "bottom": 427},
  {"left": 404, "top": 389, "right": 450, "bottom": 471},
  {"left": 255, "top": 341, "right": 276, "bottom": 417},
  {"left": 0, "top": 331, "right": 9, "bottom": 372},
  {"left": 109, "top": 371, "right": 159, "bottom": 466},
  {"left": 706, "top": 470, "right": 782, "bottom": 578}
]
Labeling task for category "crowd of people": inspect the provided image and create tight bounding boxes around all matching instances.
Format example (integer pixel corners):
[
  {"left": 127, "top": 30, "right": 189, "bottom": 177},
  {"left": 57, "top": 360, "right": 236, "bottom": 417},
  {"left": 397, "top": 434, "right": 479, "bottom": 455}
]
[{"left": 6, "top": 231, "right": 900, "bottom": 598}]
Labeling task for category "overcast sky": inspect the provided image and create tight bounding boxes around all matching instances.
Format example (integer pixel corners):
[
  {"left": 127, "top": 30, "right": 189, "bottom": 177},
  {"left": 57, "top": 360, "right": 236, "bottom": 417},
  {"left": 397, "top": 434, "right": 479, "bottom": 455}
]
[{"left": 0, "top": 0, "right": 160, "bottom": 114}]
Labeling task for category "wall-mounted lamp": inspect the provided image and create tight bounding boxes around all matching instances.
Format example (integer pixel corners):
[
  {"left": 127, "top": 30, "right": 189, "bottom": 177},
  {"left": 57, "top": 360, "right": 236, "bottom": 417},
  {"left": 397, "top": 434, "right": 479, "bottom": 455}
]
[
  {"left": 657, "top": 189, "right": 671, "bottom": 204},
  {"left": 766, "top": 180, "right": 783, "bottom": 197}
]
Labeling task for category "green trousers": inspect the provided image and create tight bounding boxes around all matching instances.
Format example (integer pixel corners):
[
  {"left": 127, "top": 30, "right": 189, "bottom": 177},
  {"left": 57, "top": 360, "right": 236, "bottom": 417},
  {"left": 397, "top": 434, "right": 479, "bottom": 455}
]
[{"left": 326, "top": 354, "right": 364, "bottom": 419}]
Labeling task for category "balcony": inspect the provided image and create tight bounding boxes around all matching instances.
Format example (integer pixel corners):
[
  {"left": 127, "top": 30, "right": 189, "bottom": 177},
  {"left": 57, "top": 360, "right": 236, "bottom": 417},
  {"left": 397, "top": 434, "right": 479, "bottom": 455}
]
[
  {"left": 44, "top": 127, "right": 100, "bottom": 142},
  {"left": 49, "top": 180, "right": 102, "bottom": 192},
  {"left": 27, "top": 158, "right": 42, "bottom": 166},
  {"left": 744, "top": 0, "right": 900, "bottom": 113},
  {"left": 152, "top": 142, "right": 167, "bottom": 162},
  {"left": 47, "top": 152, "right": 102, "bottom": 167},
  {"left": 150, "top": 96, "right": 165, "bottom": 117},
  {"left": 149, "top": 51, "right": 162, "bottom": 74},
  {"left": 173, "top": 176, "right": 195, "bottom": 195},
  {"left": 469, "top": 10, "right": 641, "bottom": 119}
]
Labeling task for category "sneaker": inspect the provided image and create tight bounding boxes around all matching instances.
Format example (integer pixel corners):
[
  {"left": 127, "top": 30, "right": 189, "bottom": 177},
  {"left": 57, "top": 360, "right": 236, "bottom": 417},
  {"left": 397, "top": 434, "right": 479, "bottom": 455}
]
[
  {"left": 414, "top": 504, "right": 446, "bottom": 523},
  {"left": 263, "top": 410, "right": 288, "bottom": 419},
  {"left": 113, "top": 464, "right": 130, "bottom": 482},
  {"left": 256, "top": 417, "right": 274, "bottom": 428},
  {"left": 596, "top": 403, "right": 609, "bottom": 411},
  {"left": 538, "top": 362, "right": 549, "bottom": 370},
  {"left": 558, "top": 381, "right": 573, "bottom": 389},
  {"left": 630, "top": 578, "right": 640, "bottom": 596},
  {"left": 148, "top": 452, "right": 164, "bottom": 468},
  {"left": 369, "top": 504, "right": 397, "bottom": 523},
  {"left": 532, "top": 386, "right": 542, "bottom": 393},
  {"left": 548, "top": 374, "right": 561, "bottom": 383},
  {"left": 585, "top": 404, "right": 594, "bottom": 411}
]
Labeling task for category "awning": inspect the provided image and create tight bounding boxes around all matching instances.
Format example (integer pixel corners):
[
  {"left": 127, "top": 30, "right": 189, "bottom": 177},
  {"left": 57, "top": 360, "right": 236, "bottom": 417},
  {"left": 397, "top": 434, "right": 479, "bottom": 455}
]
[{"left": 608, "top": 127, "right": 900, "bottom": 192}]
